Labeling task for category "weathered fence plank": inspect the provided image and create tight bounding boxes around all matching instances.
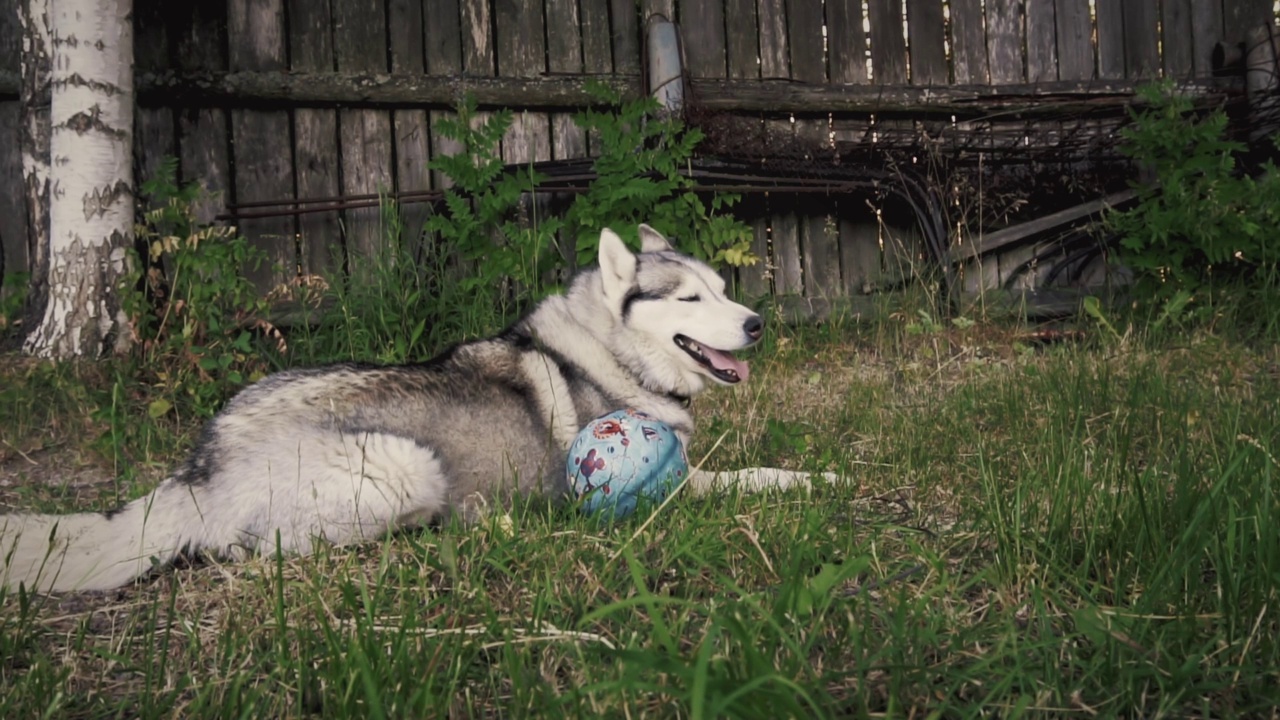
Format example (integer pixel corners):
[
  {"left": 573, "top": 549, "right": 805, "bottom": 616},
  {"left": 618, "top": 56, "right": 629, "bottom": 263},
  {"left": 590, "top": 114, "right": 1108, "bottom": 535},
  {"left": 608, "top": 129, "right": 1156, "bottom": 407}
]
[
  {"left": 1123, "top": 0, "right": 1161, "bottom": 78},
  {"left": 229, "top": 0, "right": 294, "bottom": 289},
  {"left": 1095, "top": 0, "right": 1125, "bottom": 80},
  {"left": 682, "top": 1, "right": 726, "bottom": 79},
  {"left": 610, "top": 0, "right": 640, "bottom": 75},
  {"left": 427, "top": 0, "right": 464, "bottom": 191},
  {"left": 1191, "top": 2, "right": 1225, "bottom": 76},
  {"left": 289, "top": 0, "right": 340, "bottom": 276},
  {"left": 867, "top": 0, "right": 907, "bottom": 84},
  {"left": 174, "top": 3, "right": 230, "bottom": 227},
  {"left": 986, "top": 0, "right": 1024, "bottom": 84},
  {"left": 1026, "top": 0, "right": 1058, "bottom": 82},
  {"left": 771, "top": 212, "right": 803, "bottom": 295},
  {"left": 548, "top": 0, "right": 588, "bottom": 163},
  {"left": 390, "top": 0, "right": 432, "bottom": 248},
  {"left": 1161, "top": 0, "right": 1195, "bottom": 79},
  {"left": 132, "top": 2, "right": 174, "bottom": 194},
  {"left": 1054, "top": 0, "right": 1093, "bottom": 81},
  {"left": 758, "top": 0, "right": 801, "bottom": 295},
  {"left": 950, "top": 0, "right": 989, "bottom": 84},
  {"left": 826, "top": 0, "right": 868, "bottom": 84},
  {"left": 335, "top": 0, "right": 393, "bottom": 263},
  {"left": 1, "top": 2, "right": 26, "bottom": 277},
  {"left": 906, "top": 0, "right": 948, "bottom": 85},
  {"left": 496, "top": 0, "right": 550, "bottom": 164},
  {"left": 800, "top": 213, "right": 841, "bottom": 299}
]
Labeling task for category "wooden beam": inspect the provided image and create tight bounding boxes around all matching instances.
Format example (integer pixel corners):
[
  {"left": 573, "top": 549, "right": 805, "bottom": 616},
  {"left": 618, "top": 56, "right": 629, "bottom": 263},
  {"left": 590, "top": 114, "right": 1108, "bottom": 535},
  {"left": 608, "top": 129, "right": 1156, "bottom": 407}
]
[
  {"left": 125, "top": 70, "right": 1236, "bottom": 116},
  {"left": 948, "top": 189, "right": 1138, "bottom": 263}
]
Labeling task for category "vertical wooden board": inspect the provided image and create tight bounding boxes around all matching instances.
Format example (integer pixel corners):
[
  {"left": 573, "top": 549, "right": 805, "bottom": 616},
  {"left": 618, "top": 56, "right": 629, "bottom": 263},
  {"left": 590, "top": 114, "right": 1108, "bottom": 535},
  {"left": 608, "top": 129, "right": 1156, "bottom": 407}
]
[
  {"left": 427, "top": 0, "right": 464, "bottom": 192},
  {"left": 906, "top": 0, "right": 947, "bottom": 85},
  {"left": 757, "top": 0, "right": 789, "bottom": 78},
  {"left": 232, "top": 111, "right": 297, "bottom": 285},
  {"left": 800, "top": 214, "right": 840, "bottom": 298},
  {"left": 173, "top": 2, "right": 229, "bottom": 223},
  {"left": 740, "top": 216, "right": 771, "bottom": 298},
  {"left": 0, "top": 0, "right": 18, "bottom": 275},
  {"left": 0, "top": 103, "right": 26, "bottom": 276},
  {"left": 229, "top": 0, "right": 294, "bottom": 289},
  {"left": 289, "top": 0, "right": 340, "bottom": 276},
  {"left": 838, "top": 214, "right": 882, "bottom": 295},
  {"left": 867, "top": 0, "right": 907, "bottom": 83},
  {"left": 1190, "top": 2, "right": 1225, "bottom": 77},
  {"left": 133, "top": 0, "right": 175, "bottom": 224},
  {"left": 338, "top": 108, "right": 395, "bottom": 259},
  {"left": 135, "top": 109, "right": 175, "bottom": 190},
  {"left": 547, "top": 0, "right": 587, "bottom": 160},
  {"left": 1054, "top": 0, "right": 1093, "bottom": 80},
  {"left": 461, "top": 0, "right": 495, "bottom": 76},
  {"left": 178, "top": 110, "right": 231, "bottom": 226},
  {"left": 985, "top": 0, "right": 1024, "bottom": 84},
  {"left": 681, "top": 1, "right": 726, "bottom": 78},
  {"left": 1122, "top": 0, "right": 1159, "bottom": 79},
  {"left": 495, "top": 0, "right": 549, "bottom": 204},
  {"left": 882, "top": 222, "right": 923, "bottom": 287},
  {"left": 335, "top": 0, "right": 393, "bottom": 262},
  {"left": 579, "top": 0, "right": 612, "bottom": 73},
  {"left": 1025, "top": 0, "right": 1057, "bottom": 81},
  {"left": 610, "top": 0, "right": 640, "bottom": 74},
  {"left": 1094, "top": 0, "right": 1125, "bottom": 80},
  {"left": 427, "top": 0, "right": 463, "bottom": 75},
  {"left": 292, "top": 111, "right": 341, "bottom": 275},
  {"left": 390, "top": 0, "right": 431, "bottom": 251},
  {"left": 826, "top": 0, "right": 868, "bottom": 83},
  {"left": 787, "top": 0, "right": 827, "bottom": 162},
  {"left": 786, "top": 0, "right": 826, "bottom": 82},
  {"left": 771, "top": 212, "right": 802, "bottom": 295},
  {"left": 725, "top": 0, "right": 759, "bottom": 78},
  {"left": 1223, "top": 0, "right": 1275, "bottom": 43},
  {"left": 495, "top": 0, "right": 544, "bottom": 78},
  {"left": 949, "top": 0, "right": 989, "bottom": 84},
  {"left": 1161, "top": 0, "right": 1194, "bottom": 79}
]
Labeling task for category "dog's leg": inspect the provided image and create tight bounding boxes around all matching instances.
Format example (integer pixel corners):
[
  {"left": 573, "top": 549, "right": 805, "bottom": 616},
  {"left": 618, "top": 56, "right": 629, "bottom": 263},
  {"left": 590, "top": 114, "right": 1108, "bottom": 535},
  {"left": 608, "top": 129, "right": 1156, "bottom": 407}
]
[{"left": 684, "top": 468, "right": 840, "bottom": 496}]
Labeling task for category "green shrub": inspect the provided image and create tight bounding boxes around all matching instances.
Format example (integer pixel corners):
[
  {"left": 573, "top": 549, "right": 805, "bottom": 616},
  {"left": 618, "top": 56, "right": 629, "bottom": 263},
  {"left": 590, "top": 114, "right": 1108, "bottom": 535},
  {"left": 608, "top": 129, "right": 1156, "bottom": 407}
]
[
  {"left": 1108, "top": 82, "right": 1280, "bottom": 312},
  {"left": 125, "top": 158, "right": 275, "bottom": 421}
]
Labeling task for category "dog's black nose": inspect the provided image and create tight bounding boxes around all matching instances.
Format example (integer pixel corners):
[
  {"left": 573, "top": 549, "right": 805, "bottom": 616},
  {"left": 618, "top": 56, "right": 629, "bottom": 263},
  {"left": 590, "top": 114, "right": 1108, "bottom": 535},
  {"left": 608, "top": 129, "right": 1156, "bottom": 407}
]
[{"left": 744, "top": 315, "right": 763, "bottom": 340}]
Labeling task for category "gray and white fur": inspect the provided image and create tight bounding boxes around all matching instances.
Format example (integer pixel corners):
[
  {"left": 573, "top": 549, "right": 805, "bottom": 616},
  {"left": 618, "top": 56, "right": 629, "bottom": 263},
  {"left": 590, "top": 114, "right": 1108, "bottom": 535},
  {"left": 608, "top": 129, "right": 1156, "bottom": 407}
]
[{"left": 2, "top": 226, "right": 820, "bottom": 593}]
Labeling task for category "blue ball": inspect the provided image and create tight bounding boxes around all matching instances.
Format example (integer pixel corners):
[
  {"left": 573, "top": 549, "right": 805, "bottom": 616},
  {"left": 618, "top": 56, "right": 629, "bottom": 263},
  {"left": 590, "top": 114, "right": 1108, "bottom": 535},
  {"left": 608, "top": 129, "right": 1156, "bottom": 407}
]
[{"left": 566, "top": 409, "right": 689, "bottom": 520}]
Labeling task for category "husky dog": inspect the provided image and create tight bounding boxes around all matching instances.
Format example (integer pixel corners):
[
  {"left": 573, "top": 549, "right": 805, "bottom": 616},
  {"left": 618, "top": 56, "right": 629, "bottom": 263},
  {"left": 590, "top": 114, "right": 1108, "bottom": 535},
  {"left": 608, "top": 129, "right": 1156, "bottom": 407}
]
[{"left": 2, "top": 226, "right": 820, "bottom": 593}]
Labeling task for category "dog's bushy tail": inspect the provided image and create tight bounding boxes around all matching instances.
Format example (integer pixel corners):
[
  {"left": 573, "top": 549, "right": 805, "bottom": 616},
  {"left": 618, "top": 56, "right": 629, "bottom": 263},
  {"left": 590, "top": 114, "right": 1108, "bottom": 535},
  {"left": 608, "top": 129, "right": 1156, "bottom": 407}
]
[{"left": 1, "top": 480, "right": 200, "bottom": 593}]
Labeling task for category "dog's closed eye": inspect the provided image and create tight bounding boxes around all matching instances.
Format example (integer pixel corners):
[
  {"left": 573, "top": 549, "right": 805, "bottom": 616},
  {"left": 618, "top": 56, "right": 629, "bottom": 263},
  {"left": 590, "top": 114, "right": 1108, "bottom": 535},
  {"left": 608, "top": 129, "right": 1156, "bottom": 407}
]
[{"left": 679, "top": 295, "right": 702, "bottom": 302}]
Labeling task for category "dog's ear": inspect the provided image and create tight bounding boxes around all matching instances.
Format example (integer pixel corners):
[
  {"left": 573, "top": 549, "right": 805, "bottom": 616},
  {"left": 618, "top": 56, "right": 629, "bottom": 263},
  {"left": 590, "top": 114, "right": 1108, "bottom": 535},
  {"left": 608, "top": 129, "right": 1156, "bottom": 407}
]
[
  {"left": 598, "top": 228, "right": 637, "bottom": 306},
  {"left": 637, "top": 224, "right": 673, "bottom": 253}
]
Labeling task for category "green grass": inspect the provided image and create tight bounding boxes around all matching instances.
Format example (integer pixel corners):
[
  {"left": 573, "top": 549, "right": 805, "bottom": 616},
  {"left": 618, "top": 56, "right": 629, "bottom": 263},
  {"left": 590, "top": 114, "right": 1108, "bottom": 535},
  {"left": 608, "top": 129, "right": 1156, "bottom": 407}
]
[{"left": 2, "top": 316, "right": 1279, "bottom": 718}]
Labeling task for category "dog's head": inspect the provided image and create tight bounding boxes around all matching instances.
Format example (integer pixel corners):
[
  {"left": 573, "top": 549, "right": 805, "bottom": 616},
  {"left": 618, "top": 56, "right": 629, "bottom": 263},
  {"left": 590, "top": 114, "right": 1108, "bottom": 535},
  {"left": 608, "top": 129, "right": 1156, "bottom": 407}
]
[{"left": 597, "top": 226, "right": 763, "bottom": 395}]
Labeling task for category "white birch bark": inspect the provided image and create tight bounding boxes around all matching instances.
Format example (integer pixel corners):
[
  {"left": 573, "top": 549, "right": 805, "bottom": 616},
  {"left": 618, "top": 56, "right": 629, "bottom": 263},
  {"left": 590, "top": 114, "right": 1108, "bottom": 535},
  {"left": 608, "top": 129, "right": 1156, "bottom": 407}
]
[{"left": 23, "top": 0, "right": 135, "bottom": 359}]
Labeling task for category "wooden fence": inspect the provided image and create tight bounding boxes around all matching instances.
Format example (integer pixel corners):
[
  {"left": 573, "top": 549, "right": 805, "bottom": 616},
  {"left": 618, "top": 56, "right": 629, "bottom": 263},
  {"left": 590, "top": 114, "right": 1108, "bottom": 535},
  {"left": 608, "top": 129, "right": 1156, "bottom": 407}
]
[{"left": 0, "top": 0, "right": 1275, "bottom": 314}]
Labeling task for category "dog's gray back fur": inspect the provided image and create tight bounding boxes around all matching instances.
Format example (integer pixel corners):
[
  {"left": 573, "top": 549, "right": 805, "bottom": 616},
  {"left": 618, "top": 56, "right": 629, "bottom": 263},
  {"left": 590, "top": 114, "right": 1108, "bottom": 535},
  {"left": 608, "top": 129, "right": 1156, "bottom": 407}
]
[{"left": 1, "top": 226, "right": 779, "bottom": 592}]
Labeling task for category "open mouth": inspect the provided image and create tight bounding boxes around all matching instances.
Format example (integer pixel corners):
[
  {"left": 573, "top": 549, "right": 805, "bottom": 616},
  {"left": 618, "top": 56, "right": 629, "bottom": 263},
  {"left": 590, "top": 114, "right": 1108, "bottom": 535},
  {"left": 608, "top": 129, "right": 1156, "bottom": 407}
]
[{"left": 674, "top": 335, "right": 750, "bottom": 383}]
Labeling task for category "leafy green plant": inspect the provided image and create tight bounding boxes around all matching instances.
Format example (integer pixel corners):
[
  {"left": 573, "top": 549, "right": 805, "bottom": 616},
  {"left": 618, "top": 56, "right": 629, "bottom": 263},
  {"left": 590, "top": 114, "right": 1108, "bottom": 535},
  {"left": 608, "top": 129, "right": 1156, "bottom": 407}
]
[
  {"left": 424, "top": 99, "right": 564, "bottom": 310},
  {"left": 125, "top": 158, "right": 275, "bottom": 421},
  {"left": 1108, "top": 82, "right": 1280, "bottom": 308},
  {"left": 565, "top": 86, "right": 755, "bottom": 267}
]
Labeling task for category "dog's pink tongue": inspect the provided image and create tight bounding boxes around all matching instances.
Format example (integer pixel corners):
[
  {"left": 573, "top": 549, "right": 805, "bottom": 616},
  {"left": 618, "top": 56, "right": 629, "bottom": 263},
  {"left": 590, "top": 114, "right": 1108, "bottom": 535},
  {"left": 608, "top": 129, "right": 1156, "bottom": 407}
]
[{"left": 703, "top": 346, "right": 749, "bottom": 382}]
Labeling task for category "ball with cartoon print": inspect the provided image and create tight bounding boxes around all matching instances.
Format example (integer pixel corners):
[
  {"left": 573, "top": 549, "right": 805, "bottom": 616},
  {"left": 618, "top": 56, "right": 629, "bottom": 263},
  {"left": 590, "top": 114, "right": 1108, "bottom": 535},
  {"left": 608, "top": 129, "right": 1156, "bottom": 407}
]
[{"left": 566, "top": 409, "right": 689, "bottom": 519}]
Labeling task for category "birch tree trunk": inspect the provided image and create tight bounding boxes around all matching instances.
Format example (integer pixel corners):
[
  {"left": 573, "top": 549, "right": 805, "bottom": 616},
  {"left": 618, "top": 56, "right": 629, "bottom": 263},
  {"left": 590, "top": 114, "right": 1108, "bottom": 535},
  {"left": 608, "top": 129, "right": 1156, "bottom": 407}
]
[
  {"left": 23, "top": 0, "right": 135, "bottom": 359},
  {"left": 19, "top": 0, "right": 52, "bottom": 332}
]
